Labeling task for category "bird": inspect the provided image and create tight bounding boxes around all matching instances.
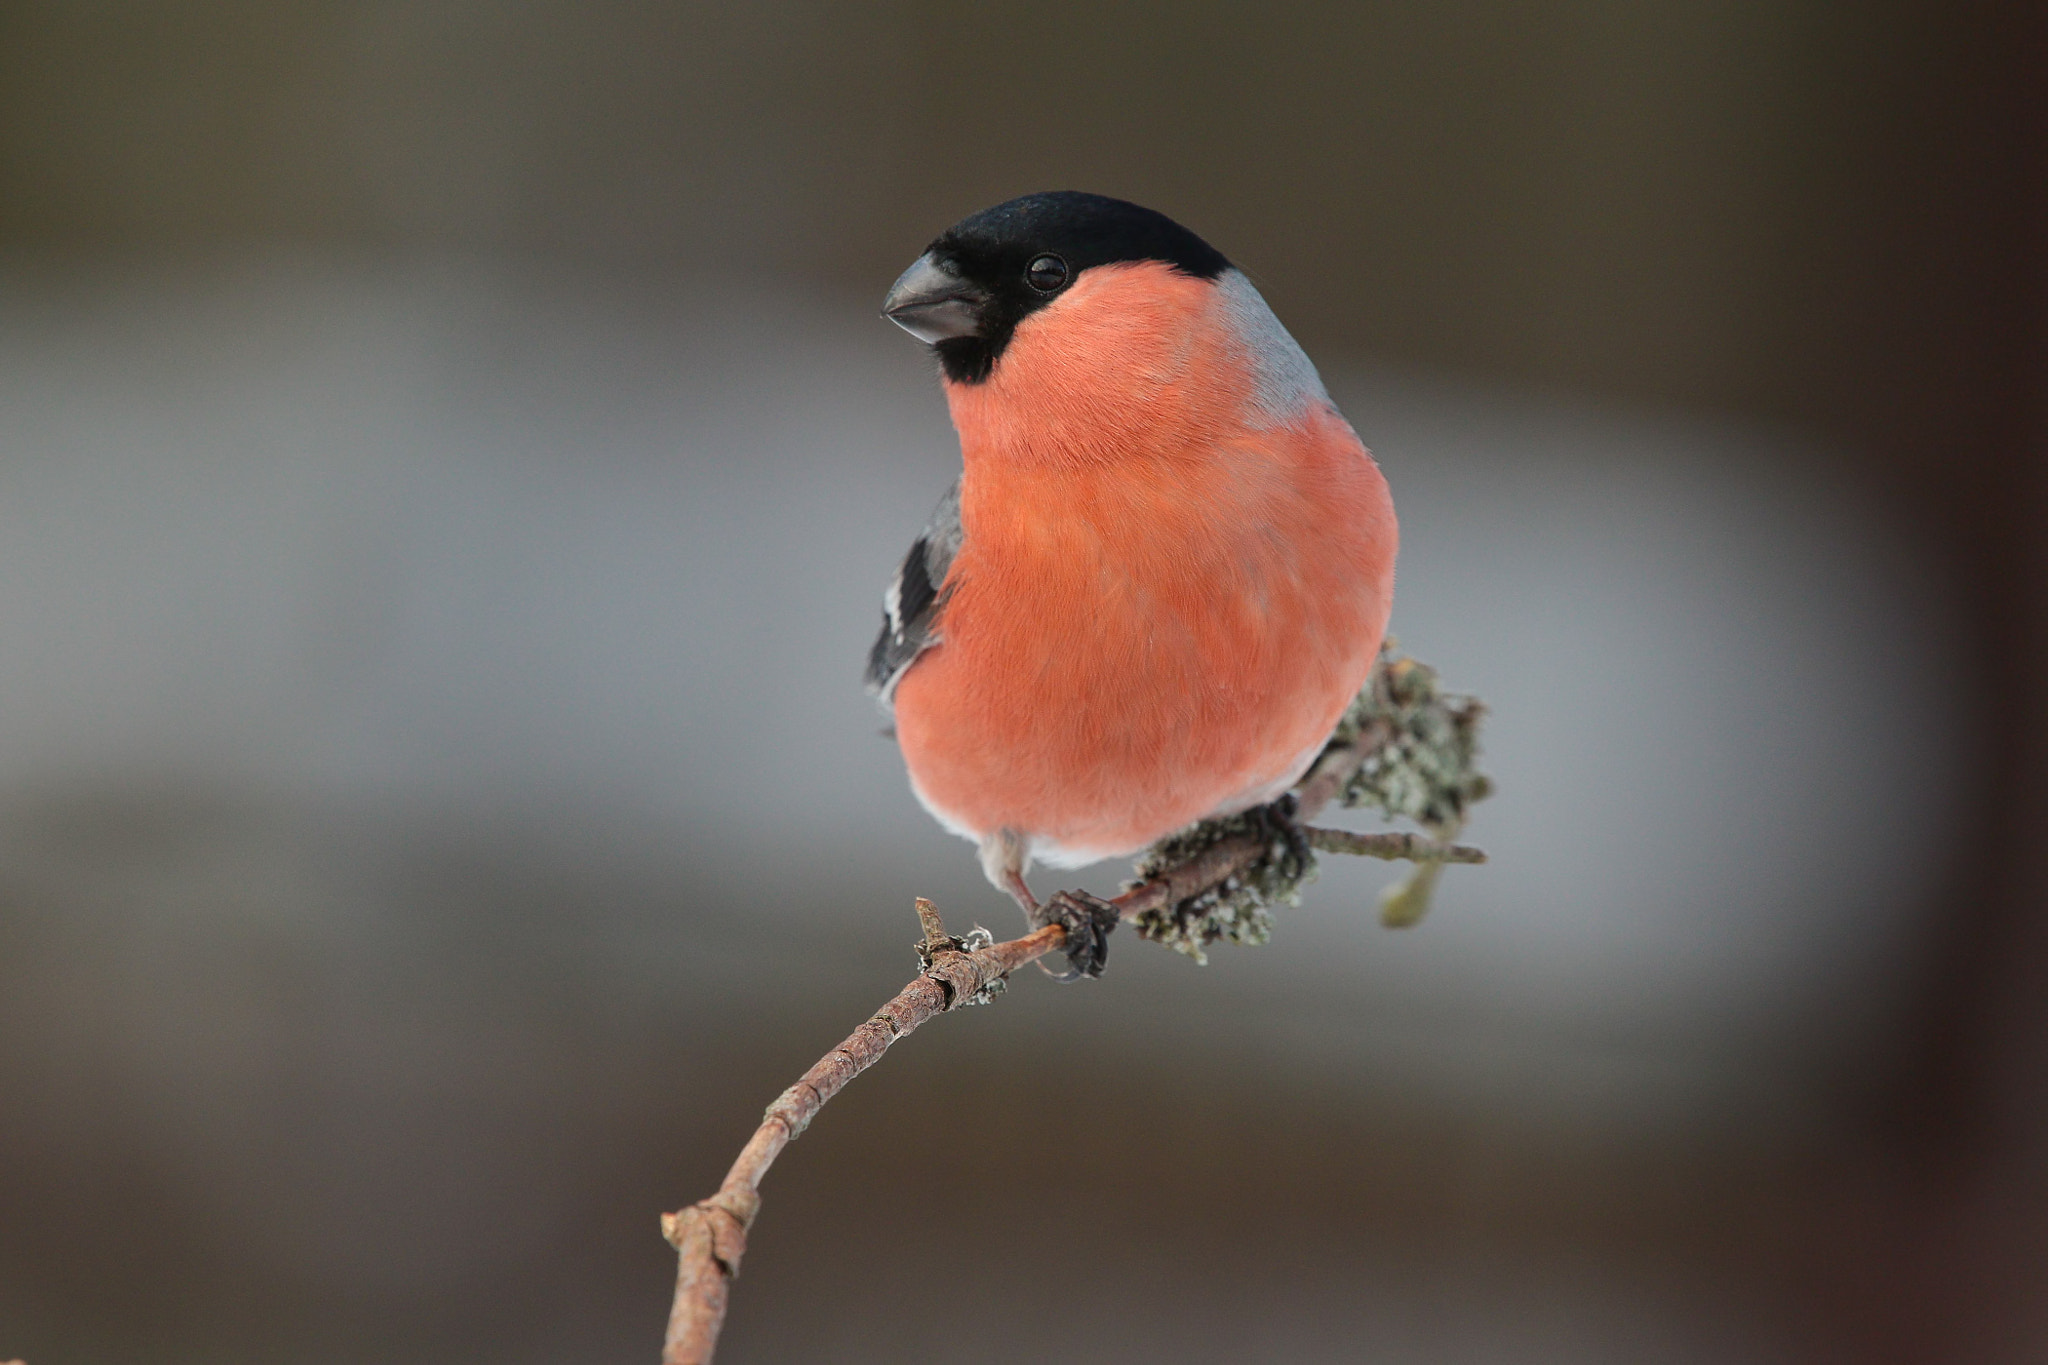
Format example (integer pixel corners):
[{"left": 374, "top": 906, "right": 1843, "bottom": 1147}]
[{"left": 867, "top": 191, "right": 1397, "bottom": 976}]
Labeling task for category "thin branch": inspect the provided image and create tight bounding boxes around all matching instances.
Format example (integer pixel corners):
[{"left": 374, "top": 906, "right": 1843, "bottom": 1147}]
[
  {"left": 657, "top": 735, "right": 1394, "bottom": 1363},
  {"left": 659, "top": 911, "right": 1061, "bottom": 1364}
]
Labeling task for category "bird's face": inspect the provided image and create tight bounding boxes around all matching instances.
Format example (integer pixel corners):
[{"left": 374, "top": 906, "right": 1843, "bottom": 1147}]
[{"left": 883, "top": 191, "right": 1231, "bottom": 386}]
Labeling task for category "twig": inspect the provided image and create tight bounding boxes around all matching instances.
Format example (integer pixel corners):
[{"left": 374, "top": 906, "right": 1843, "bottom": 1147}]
[
  {"left": 659, "top": 908, "right": 1060, "bottom": 1364},
  {"left": 657, "top": 734, "right": 1394, "bottom": 1363},
  {"left": 1110, "top": 737, "right": 1370, "bottom": 920},
  {"left": 1305, "top": 826, "right": 1486, "bottom": 864}
]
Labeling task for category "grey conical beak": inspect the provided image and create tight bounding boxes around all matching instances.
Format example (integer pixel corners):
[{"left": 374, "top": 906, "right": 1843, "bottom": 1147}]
[{"left": 882, "top": 253, "right": 985, "bottom": 344}]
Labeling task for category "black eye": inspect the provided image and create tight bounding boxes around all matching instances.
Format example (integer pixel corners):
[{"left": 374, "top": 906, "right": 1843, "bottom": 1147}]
[{"left": 1025, "top": 253, "right": 1069, "bottom": 292}]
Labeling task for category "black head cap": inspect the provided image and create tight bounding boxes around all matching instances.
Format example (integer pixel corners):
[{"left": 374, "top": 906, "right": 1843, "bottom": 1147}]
[{"left": 885, "top": 191, "right": 1231, "bottom": 383}]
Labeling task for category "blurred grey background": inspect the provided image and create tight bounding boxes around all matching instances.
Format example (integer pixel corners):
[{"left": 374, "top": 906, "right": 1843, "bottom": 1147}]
[{"left": 1, "top": 3, "right": 2043, "bottom": 1362}]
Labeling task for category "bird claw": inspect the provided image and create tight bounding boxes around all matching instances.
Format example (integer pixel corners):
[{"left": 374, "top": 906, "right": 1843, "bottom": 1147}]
[
  {"left": 1253, "top": 792, "right": 1314, "bottom": 881},
  {"left": 1031, "top": 889, "right": 1119, "bottom": 982}
]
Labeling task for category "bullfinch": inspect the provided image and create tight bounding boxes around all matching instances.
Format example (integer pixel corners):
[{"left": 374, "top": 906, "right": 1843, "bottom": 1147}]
[{"left": 868, "top": 192, "right": 1397, "bottom": 971}]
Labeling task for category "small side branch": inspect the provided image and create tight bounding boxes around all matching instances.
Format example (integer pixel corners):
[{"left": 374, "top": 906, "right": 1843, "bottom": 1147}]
[{"left": 1305, "top": 826, "right": 1487, "bottom": 864}]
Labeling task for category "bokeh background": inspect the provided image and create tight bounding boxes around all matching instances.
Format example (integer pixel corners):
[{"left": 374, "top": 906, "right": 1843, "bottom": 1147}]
[{"left": 2, "top": 3, "right": 2044, "bottom": 1361}]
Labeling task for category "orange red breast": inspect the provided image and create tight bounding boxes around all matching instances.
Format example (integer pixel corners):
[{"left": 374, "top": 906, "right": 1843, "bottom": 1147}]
[{"left": 891, "top": 260, "right": 1396, "bottom": 867}]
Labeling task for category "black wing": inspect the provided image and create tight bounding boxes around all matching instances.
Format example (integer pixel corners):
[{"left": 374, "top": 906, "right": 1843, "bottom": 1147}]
[{"left": 865, "top": 480, "right": 963, "bottom": 712}]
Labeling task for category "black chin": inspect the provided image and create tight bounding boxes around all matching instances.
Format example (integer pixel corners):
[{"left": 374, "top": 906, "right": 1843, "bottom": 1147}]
[{"left": 935, "top": 335, "right": 998, "bottom": 384}]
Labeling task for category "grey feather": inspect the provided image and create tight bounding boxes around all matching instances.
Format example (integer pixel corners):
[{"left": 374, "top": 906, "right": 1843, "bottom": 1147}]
[{"left": 865, "top": 479, "right": 963, "bottom": 710}]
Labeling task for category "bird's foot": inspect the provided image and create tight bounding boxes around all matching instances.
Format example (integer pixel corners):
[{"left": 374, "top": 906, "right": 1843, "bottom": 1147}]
[
  {"left": 1030, "top": 889, "right": 1120, "bottom": 982},
  {"left": 1251, "top": 792, "right": 1314, "bottom": 882}
]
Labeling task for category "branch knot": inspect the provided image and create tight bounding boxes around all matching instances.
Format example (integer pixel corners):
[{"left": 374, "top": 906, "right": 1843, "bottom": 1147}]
[
  {"left": 660, "top": 1188, "right": 756, "bottom": 1278},
  {"left": 914, "top": 897, "right": 1008, "bottom": 1006}
]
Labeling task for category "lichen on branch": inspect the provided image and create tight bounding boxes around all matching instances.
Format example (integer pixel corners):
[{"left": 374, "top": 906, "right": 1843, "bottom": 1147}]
[
  {"left": 1127, "top": 801, "right": 1310, "bottom": 964},
  {"left": 1129, "top": 640, "right": 1492, "bottom": 957},
  {"left": 1331, "top": 642, "right": 1492, "bottom": 830}
]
